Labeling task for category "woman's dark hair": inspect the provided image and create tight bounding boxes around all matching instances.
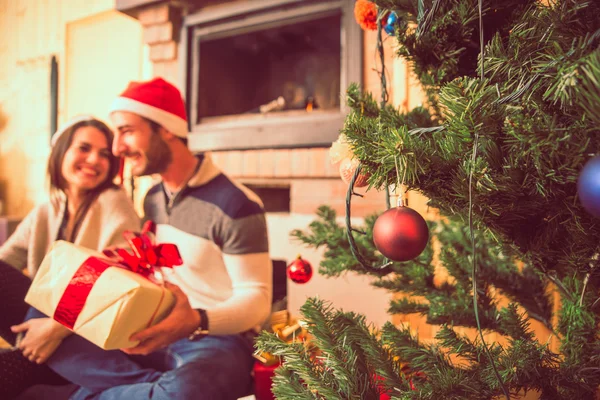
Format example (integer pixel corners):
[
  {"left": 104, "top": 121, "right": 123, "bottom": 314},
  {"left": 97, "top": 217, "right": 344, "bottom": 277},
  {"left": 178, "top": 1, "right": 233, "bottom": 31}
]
[{"left": 47, "top": 119, "right": 120, "bottom": 241}]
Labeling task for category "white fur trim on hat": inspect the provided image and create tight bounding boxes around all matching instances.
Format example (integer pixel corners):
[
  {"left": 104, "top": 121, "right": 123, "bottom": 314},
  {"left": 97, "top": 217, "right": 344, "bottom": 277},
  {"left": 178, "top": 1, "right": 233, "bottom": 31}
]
[
  {"left": 109, "top": 97, "right": 188, "bottom": 138},
  {"left": 51, "top": 115, "right": 97, "bottom": 147}
]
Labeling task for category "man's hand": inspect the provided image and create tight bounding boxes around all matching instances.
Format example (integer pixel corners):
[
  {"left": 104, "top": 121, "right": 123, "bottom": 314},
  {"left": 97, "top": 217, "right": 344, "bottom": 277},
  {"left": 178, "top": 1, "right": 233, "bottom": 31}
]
[
  {"left": 11, "top": 318, "right": 71, "bottom": 364},
  {"left": 123, "top": 282, "right": 201, "bottom": 356}
]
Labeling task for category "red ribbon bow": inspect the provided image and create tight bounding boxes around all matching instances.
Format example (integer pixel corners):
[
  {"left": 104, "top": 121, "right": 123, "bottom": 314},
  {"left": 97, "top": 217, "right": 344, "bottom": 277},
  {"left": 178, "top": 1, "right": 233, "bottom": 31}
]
[{"left": 102, "top": 220, "right": 183, "bottom": 279}]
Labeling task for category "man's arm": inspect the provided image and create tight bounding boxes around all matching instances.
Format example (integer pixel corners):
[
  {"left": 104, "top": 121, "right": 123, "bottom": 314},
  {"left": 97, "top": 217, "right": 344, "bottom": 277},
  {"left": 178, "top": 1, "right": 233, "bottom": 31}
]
[
  {"left": 204, "top": 207, "right": 272, "bottom": 334},
  {"left": 202, "top": 251, "right": 272, "bottom": 334},
  {"left": 125, "top": 207, "right": 271, "bottom": 354}
]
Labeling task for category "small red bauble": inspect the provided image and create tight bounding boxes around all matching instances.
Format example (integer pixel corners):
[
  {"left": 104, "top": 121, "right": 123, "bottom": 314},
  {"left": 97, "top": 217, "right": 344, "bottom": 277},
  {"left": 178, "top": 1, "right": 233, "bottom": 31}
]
[
  {"left": 340, "top": 157, "right": 370, "bottom": 188},
  {"left": 373, "top": 206, "right": 429, "bottom": 262},
  {"left": 287, "top": 256, "right": 313, "bottom": 284}
]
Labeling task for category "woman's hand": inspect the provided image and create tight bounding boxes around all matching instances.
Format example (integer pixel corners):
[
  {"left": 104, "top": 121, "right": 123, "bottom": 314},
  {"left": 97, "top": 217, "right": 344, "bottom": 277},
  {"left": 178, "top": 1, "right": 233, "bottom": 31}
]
[{"left": 11, "top": 318, "right": 71, "bottom": 364}]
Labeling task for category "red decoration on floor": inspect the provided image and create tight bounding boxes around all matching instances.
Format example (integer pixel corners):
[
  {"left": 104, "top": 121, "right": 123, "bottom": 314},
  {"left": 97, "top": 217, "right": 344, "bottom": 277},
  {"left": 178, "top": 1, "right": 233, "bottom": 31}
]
[
  {"left": 287, "top": 255, "right": 313, "bottom": 284},
  {"left": 373, "top": 206, "right": 429, "bottom": 262},
  {"left": 253, "top": 360, "right": 279, "bottom": 400}
]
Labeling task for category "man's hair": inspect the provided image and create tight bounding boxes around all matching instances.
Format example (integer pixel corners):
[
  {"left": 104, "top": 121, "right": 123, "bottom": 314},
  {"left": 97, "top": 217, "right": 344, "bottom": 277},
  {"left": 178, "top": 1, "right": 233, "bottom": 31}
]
[{"left": 143, "top": 117, "right": 188, "bottom": 146}]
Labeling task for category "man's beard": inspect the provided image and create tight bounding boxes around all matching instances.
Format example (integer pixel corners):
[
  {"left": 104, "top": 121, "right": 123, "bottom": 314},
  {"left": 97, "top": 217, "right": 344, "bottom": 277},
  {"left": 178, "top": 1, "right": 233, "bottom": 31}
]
[{"left": 133, "top": 133, "right": 172, "bottom": 176}]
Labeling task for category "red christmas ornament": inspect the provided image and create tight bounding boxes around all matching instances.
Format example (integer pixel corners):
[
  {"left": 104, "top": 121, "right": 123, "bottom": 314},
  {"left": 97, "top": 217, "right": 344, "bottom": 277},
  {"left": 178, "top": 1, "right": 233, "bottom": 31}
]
[
  {"left": 373, "top": 206, "right": 429, "bottom": 262},
  {"left": 354, "top": 0, "right": 378, "bottom": 31},
  {"left": 287, "top": 255, "right": 313, "bottom": 284},
  {"left": 340, "top": 157, "right": 370, "bottom": 188}
]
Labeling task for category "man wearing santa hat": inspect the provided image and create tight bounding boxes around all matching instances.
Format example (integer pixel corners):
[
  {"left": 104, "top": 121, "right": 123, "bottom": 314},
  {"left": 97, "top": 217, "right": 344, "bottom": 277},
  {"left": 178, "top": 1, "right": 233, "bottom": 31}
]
[{"left": 42, "top": 77, "right": 272, "bottom": 400}]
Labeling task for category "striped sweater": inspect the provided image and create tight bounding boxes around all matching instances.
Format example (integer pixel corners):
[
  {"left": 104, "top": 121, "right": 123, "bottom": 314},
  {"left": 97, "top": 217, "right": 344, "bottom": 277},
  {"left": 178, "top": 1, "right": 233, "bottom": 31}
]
[{"left": 145, "top": 153, "right": 272, "bottom": 335}]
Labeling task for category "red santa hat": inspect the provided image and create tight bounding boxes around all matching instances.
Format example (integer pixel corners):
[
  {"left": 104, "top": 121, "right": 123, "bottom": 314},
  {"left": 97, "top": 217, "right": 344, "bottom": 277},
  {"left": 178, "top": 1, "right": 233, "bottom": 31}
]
[{"left": 109, "top": 78, "right": 188, "bottom": 138}]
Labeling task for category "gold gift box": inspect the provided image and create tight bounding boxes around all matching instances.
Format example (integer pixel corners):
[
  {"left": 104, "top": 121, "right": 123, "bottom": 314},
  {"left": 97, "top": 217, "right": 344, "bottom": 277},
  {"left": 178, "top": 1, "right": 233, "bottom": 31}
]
[{"left": 25, "top": 241, "right": 175, "bottom": 350}]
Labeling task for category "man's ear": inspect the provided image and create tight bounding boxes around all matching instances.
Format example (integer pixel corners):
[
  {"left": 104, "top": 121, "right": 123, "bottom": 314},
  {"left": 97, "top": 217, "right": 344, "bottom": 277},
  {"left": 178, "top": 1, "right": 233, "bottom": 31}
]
[{"left": 159, "top": 129, "right": 177, "bottom": 142}]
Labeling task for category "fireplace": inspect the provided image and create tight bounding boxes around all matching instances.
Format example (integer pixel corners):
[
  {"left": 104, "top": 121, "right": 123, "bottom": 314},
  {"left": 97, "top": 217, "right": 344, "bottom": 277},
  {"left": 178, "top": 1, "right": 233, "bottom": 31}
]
[
  {"left": 197, "top": 14, "right": 341, "bottom": 119},
  {"left": 182, "top": 0, "right": 362, "bottom": 152}
]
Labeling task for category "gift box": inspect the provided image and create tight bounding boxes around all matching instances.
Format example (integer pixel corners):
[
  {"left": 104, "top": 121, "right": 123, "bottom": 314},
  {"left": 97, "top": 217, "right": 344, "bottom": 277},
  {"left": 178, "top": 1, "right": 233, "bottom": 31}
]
[
  {"left": 25, "top": 237, "right": 178, "bottom": 350},
  {"left": 253, "top": 360, "right": 279, "bottom": 400}
]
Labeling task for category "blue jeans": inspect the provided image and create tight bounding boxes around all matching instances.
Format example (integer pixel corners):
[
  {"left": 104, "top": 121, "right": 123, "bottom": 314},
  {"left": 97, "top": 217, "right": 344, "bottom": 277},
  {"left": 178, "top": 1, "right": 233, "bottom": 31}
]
[{"left": 25, "top": 308, "right": 254, "bottom": 400}]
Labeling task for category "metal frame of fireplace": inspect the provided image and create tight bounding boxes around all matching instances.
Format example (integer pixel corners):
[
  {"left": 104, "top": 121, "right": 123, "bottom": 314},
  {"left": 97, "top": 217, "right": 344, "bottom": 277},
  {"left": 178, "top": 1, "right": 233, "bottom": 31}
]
[{"left": 180, "top": 0, "right": 362, "bottom": 152}]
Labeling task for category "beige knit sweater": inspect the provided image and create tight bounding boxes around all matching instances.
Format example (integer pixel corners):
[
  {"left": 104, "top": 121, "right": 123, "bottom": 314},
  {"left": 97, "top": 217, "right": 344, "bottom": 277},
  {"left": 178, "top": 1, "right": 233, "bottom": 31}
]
[{"left": 0, "top": 187, "right": 141, "bottom": 278}]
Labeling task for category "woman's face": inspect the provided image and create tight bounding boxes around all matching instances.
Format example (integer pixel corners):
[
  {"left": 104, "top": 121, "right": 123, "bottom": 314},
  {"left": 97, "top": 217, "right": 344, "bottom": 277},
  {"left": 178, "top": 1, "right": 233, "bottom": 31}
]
[{"left": 60, "top": 126, "right": 112, "bottom": 193}]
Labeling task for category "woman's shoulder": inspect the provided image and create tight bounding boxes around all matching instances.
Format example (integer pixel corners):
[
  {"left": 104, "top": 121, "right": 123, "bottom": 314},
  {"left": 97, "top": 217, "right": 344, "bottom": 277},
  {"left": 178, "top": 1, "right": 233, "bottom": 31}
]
[
  {"left": 85, "top": 187, "right": 140, "bottom": 247},
  {"left": 96, "top": 186, "right": 131, "bottom": 202},
  {"left": 96, "top": 187, "right": 137, "bottom": 213},
  {"left": 8, "top": 201, "right": 53, "bottom": 237},
  {"left": 24, "top": 201, "right": 52, "bottom": 220}
]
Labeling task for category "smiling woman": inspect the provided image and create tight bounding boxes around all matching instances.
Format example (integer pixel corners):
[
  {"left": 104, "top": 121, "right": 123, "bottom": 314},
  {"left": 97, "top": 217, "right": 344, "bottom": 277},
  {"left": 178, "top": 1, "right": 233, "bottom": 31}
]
[
  {"left": 48, "top": 117, "right": 124, "bottom": 242},
  {"left": 61, "top": 127, "right": 111, "bottom": 191},
  {"left": 0, "top": 115, "right": 141, "bottom": 399}
]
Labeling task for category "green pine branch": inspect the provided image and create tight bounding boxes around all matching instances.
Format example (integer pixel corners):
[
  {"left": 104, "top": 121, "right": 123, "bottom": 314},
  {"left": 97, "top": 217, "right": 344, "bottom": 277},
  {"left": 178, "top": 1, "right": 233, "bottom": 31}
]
[
  {"left": 292, "top": 206, "right": 552, "bottom": 331},
  {"left": 257, "top": 298, "right": 409, "bottom": 399}
]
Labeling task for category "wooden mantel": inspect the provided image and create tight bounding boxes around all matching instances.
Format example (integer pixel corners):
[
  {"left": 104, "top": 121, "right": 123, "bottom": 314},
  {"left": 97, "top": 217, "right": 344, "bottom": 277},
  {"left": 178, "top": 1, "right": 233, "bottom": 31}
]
[
  {"left": 115, "top": 0, "right": 200, "bottom": 17},
  {"left": 115, "top": 0, "right": 165, "bottom": 14},
  {"left": 115, "top": 0, "right": 219, "bottom": 13}
]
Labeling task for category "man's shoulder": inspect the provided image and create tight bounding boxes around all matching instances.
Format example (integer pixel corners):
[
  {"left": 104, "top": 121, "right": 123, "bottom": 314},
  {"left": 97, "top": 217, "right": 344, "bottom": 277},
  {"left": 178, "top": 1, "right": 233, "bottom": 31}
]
[
  {"left": 142, "top": 183, "right": 166, "bottom": 217},
  {"left": 187, "top": 174, "right": 264, "bottom": 219},
  {"left": 146, "top": 182, "right": 164, "bottom": 198}
]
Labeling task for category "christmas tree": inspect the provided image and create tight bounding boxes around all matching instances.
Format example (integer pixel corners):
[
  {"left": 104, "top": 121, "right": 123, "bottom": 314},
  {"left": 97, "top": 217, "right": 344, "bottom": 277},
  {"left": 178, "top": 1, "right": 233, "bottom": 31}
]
[{"left": 257, "top": 0, "right": 600, "bottom": 399}]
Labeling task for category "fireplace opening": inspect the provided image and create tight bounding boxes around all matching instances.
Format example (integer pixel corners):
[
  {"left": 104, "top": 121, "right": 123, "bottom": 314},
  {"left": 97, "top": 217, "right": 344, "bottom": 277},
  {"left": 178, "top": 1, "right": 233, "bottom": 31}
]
[
  {"left": 196, "top": 14, "right": 341, "bottom": 124},
  {"left": 244, "top": 184, "right": 291, "bottom": 213},
  {"left": 185, "top": 0, "right": 361, "bottom": 151}
]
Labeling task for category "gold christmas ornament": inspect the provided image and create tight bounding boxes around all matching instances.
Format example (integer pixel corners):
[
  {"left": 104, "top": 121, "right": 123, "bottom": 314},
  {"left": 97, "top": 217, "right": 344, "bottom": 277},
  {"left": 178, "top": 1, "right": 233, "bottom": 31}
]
[{"left": 339, "top": 157, "right": 370, "bottom": 188}]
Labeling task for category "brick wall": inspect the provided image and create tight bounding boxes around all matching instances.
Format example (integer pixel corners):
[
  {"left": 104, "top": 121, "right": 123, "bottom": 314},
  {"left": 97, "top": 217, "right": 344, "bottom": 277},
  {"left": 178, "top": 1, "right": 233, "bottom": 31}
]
[
  {"left": 135, "top": 3, "right": 180, "bottom": 81},
  {"left": 211, "top": 148, "right": 388, "bottom": 217}
]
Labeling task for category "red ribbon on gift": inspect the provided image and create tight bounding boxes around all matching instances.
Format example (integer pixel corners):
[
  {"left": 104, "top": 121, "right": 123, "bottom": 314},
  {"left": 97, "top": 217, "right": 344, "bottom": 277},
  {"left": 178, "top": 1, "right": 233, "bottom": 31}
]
[
  {"left": 53, "top": 221, "right": 183, "bottom": 330},
  {"left": 102, "top": 221, "right": 183, "bottom": 280}
]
